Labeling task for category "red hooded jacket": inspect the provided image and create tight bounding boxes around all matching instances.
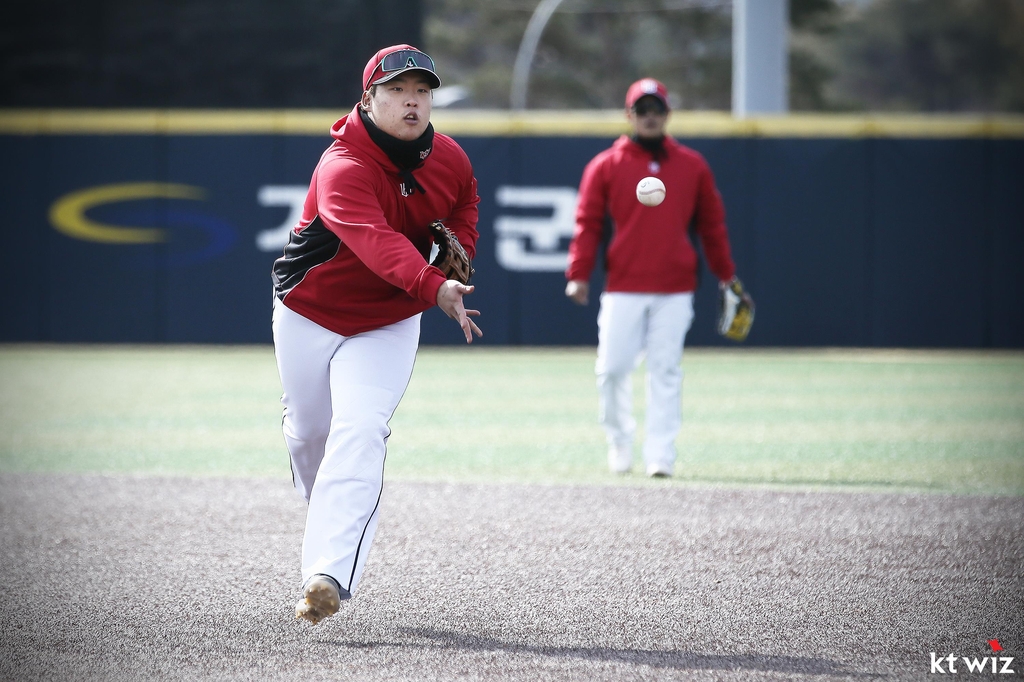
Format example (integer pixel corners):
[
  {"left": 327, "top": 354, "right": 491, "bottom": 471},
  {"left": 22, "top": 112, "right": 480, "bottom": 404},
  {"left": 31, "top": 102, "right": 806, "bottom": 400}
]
[
  {"left": 566, "top": 135, "right": 734, "bottom": 293},
  {"left": 273, "top": 105, "right": 479, "bottom": 336}
]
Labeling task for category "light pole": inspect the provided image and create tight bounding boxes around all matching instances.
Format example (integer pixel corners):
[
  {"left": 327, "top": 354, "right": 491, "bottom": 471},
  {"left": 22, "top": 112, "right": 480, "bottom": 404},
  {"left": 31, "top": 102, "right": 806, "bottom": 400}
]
[
  {"left": 732, "top": 0, "right": 789, "bottom": 117},
  {"left": 510, "top": 0, "right": 566, "bottom": 111}
]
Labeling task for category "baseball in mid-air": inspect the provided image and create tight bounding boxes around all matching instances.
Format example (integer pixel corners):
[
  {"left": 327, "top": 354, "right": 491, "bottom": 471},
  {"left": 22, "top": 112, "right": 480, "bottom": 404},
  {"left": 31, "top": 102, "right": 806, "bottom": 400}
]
[{"left": 636, "top": 176, "right": 666, "bottom": 207}]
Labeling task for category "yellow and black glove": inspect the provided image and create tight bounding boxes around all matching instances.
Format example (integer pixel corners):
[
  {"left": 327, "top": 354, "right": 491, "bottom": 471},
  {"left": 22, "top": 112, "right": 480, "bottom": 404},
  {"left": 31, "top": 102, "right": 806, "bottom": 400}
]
[{"left": 717, "top": 277, "right": 755, "bottom": 342}]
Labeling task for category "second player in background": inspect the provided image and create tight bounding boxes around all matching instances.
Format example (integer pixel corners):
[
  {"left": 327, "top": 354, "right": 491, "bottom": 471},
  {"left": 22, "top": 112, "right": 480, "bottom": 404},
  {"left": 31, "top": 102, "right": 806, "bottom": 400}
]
[{"left": 565, "top": 78, "right": 742, "bottom": 478}]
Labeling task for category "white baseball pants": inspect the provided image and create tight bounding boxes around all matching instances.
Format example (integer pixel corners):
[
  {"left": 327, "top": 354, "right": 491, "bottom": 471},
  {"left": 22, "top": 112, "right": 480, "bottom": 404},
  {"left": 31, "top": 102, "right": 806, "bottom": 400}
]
[
  {"left": 595, "top": 292, "right": 694, "bottom": 474},
  {"left": 272, "top": 298, "right": 420, "bottom": 597}
]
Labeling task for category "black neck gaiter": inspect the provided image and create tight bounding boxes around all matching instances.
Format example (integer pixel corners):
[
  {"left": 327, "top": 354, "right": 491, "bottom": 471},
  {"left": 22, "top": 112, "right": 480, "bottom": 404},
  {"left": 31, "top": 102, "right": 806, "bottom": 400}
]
[
  {"left": 360, "top": 108, "right": 434, "bottom": 195},
  {"left": 632, "top": 134, "right": 666, "bottom": 162}
]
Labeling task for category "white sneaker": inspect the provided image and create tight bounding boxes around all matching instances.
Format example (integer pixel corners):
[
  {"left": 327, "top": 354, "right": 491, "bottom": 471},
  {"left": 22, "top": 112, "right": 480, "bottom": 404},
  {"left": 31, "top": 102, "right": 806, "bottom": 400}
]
[{"left": 608, "top": 443, "right": 633, "bottom": 474}]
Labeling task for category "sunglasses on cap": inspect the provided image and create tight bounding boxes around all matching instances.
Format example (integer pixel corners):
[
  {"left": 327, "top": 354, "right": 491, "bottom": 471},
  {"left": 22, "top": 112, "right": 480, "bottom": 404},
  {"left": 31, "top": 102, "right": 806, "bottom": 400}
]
[
  {"left": 633, "top": 98, "right": 668, "bottom": 116},
  {"left": 379, "top": 49, "right": 435, "bottom": 75}
]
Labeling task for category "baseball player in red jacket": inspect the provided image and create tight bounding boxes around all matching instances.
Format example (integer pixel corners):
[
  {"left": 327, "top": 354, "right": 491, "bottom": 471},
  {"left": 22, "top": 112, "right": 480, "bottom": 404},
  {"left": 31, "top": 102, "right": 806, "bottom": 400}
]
[
  {"left": 565, "top": 78, "right": 739, "bottom": 478},
  {"left": 273, "top": 44, "right": 481, "bottom": 624}
]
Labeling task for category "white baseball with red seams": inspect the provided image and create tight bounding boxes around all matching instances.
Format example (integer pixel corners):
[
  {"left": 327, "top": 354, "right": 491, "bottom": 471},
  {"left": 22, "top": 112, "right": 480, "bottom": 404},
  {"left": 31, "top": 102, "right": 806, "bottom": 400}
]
[{"left": 636, "top": 176, "right": 666, "bottom": 206}]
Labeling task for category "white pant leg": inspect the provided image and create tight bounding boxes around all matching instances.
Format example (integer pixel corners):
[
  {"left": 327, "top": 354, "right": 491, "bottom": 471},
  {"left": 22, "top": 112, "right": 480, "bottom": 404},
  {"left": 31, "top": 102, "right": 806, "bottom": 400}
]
[
  {"left": 595, "top": 293, "right": 648, "bottom": 448},
  {"left": 273, "top": 299, "right": 420, "bottom": 596},
  {"left": 273, "top": 299, "right": 339, "bottom": 500},
  {"left": 642, "top": 293, "right": 694, "bottom": 474},
  {"left": 307, "top": 315, "right": 419, "bottom": 595}
]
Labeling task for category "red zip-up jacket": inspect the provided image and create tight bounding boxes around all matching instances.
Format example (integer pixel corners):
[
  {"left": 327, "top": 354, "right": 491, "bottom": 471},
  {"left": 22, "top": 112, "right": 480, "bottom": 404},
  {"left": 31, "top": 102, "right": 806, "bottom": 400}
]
[
  {"left": 273, "top": 105, "right": 479, "bottom": 336},
  {"left": 566, "top": 135, "right": 734, "bottom": 293}
]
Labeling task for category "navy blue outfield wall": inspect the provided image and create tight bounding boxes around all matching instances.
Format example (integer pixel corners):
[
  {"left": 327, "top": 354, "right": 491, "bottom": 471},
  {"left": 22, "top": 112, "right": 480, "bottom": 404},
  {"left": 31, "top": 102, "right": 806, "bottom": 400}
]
[{"left": 1, "top": 111, "right": 1022, "bottom": 347}]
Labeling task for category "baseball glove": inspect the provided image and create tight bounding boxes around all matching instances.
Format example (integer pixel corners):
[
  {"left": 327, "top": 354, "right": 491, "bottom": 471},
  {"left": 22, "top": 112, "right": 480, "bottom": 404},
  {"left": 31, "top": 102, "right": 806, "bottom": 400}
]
[
  {"left": 429, "top": 220, "right": 474, "bottom": 285},
  {"left": 717, "top": 277, "right": 755, "bottom": 342}
]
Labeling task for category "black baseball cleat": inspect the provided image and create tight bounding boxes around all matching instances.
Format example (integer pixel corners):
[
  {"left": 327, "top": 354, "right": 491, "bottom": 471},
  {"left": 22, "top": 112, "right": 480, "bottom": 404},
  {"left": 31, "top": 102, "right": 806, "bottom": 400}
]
[{"left": 646, "top": 464, "right": 673, "bottom": 478}]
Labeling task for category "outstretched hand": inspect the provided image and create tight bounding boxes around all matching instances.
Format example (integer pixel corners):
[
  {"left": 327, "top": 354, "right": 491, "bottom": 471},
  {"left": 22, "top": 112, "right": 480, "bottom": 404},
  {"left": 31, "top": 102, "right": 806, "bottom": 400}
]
[{"left": 436, "top": 280, "right": 483, "bottom": 344}]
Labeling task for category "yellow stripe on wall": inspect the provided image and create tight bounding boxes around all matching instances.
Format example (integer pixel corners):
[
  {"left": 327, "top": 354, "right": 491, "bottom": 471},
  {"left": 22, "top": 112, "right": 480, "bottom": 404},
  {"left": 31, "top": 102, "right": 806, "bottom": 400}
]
[{"left": 1, "top": 108, "right": 1023, "bottom": 138}]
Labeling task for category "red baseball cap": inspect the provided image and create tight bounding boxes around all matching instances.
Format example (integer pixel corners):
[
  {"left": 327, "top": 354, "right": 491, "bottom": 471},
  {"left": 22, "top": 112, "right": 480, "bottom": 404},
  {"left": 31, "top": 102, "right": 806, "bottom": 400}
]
[
  {"left": 362, "top": 44, "right": 442, "bottom": 91},
  {"left": 625, "top": 78, "right": 670, "bottom": 111}
]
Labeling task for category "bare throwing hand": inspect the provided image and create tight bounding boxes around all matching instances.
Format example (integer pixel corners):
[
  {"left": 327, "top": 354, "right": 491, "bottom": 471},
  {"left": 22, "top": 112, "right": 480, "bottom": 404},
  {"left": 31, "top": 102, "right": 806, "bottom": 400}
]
[
  {"left": 436, "top": 280, "right": 483, "bottom": 344},
  {"left": 565, "top": 280, "right": 590, "bottom": 306}
]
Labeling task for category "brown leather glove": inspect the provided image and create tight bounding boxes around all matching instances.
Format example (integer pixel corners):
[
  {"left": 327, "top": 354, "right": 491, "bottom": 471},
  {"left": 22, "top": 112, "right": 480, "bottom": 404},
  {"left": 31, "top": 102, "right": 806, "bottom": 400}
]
[{"left": 429, "top": 220, "right": 474, "bottom": 285}]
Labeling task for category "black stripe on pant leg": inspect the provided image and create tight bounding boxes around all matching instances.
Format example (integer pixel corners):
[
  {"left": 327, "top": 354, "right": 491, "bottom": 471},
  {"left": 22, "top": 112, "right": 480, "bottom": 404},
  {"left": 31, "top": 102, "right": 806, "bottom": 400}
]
[
  {"left": 346, "top": 338, "right": 418, "bottom": 593},
  {"left": 346, "top": 439, "right": 387, "bottom": 593}
]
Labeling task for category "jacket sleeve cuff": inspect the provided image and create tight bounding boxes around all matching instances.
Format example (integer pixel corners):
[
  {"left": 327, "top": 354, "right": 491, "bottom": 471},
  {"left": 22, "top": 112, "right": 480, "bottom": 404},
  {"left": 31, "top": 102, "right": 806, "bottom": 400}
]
[
  {"left": 565, "top": 267, "right": 590, "bottom": 282},
  {"left": 413, "top": 266, "right": 450, "bottom": 307}
]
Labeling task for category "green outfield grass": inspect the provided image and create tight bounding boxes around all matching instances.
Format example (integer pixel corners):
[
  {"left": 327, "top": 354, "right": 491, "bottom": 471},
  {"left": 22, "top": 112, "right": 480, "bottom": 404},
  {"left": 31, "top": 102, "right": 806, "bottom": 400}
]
[{"left": 0, "top": 344, "right": 1021, "bottom": 495}]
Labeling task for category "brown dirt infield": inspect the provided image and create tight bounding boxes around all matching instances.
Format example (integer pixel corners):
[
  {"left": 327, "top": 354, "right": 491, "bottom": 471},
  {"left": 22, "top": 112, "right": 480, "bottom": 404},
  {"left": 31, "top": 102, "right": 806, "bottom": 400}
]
[{"left": 1, "top": 474, "right": 1021, "bottom": 681}]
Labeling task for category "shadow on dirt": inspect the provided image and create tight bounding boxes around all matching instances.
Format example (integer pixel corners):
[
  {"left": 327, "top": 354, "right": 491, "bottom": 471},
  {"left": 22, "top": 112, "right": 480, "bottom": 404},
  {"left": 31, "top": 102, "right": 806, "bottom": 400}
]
[{"left": 326, "top": 627, "right": 879, "bottom": 677}]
